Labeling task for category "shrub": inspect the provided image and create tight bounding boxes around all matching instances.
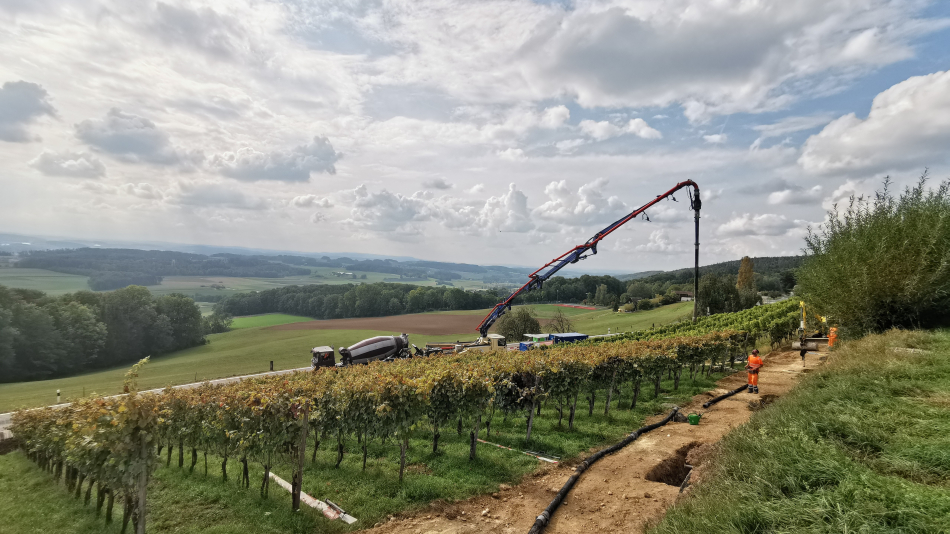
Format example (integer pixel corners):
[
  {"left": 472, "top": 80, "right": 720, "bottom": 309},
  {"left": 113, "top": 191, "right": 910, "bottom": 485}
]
[{"left": 797, "top": 174, "right": 950, "bottom": 335}]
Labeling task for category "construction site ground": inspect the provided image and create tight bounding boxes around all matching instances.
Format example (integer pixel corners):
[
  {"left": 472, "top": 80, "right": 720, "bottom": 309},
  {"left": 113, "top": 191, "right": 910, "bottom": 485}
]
[{"left": 362, "top": 348, "right": 822, "bottom": 534}]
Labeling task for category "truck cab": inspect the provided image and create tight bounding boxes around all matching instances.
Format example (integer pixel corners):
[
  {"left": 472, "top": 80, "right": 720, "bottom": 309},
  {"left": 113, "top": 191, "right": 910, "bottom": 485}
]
[{"left": 311, "top": 346, "right": 336, "bottom": 368}]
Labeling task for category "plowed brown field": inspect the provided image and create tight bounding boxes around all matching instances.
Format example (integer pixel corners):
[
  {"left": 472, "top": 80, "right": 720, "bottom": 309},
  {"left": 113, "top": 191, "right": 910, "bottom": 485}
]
[{"left": 267, "top": 312, "right": 486, "bottom": 336}]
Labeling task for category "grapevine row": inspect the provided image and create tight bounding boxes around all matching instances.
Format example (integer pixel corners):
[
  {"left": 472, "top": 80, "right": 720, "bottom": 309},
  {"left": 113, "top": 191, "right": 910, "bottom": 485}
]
[{"left": 11, "top": 301, "right": 800, "bottom": 532}]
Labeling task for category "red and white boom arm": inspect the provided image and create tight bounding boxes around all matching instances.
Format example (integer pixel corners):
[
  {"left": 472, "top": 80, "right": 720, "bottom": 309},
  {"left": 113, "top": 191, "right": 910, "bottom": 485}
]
[{"left": 476, "top": 180, "right": 701, "bottom": 337}]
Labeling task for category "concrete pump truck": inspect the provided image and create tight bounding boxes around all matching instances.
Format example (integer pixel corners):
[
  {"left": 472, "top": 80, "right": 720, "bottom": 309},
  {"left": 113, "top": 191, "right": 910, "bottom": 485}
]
[{"left": 312, "top": 180, "right": 701, "bottom": 367}]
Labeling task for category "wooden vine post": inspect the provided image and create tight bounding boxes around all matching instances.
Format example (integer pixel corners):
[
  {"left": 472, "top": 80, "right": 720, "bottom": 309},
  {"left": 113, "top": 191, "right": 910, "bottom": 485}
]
[
  {"left": 137, "top": 435, "right": 148, "bottom": 534},
  {"left": 291, "top": 403, "right": 310, "bottom": 511}
]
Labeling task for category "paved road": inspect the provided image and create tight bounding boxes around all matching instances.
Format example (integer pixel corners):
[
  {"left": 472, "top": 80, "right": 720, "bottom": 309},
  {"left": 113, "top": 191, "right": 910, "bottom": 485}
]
[{"left": 0, "top": 366, "right": 312, "bottom": 440}]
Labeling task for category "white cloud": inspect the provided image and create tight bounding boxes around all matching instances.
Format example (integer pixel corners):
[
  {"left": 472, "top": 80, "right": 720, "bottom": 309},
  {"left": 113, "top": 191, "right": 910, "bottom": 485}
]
[
  {"left": 540, "top": 105, "right": 570, "bottom": 128},
  {"left": 768, "top": 185, "right": 823, "bottom": 205},
  {"left": 340, "top": 184, "right": 430, "bottom": 236},
  {"left": 473, "top": 183, "right": 534, "bottom": 233},
  {"left": 579, "top": 118, "right": 661, "bottom": 141},
  {"left": 0, "top": 81, "right": 56, "bottom": 142},
  {"left": 800, "top": 69, "right": 950, "bottom": 174},
  {"left": 533, "top": 178, "right": 627, "bottom": 226},
  {"left": 466, "top": 183, "right": 485, "bottom": 194},
  {"left": 634, "top": 229, "right": 685, "bottom": 253},
  {"left": 497, "top": 147, "right": 526, "bottom": 160},
  {"left": 291, "top": 194, "right": 332, "bottom": 208},
  {"left": 626, "top": 118, "right": 662, "bottom": 139},
  {"left": 30, "top": 151, "right": 105, "bottom": 178},
  {"left": 212, "top": 136, "right": 340, "bottom": 182},
  {"left": 703, "top": 134, "right": 727, "bottom": 144},
  {"left": 717, "top": 213, "right": 797, "bottom": 237},
  {"left": 579, "top": 120, "right": 622, "bottom": 141},
  {"left": 310, "top": 212, "right": 327, "bottom": 224}
]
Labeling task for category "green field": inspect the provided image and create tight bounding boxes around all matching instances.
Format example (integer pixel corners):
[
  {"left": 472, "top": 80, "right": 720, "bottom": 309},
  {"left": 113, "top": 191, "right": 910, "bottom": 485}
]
[
  {"left": 562, "top": 301, "right": 694, "bottom": 335},
  {"left": 230, "top": 314, "right": 314, "bottom": 329},
  {"left": 0, "top": 364, "right": 726, "bottom": 534},
  {"left": 0, "top": 268, "right": 90, "bottom": 295}
]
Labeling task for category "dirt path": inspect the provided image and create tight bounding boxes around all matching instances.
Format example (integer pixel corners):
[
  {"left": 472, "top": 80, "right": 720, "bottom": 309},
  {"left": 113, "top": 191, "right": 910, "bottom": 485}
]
[{"left": 362, "top": 348, "right": 823, "bottom": 534}]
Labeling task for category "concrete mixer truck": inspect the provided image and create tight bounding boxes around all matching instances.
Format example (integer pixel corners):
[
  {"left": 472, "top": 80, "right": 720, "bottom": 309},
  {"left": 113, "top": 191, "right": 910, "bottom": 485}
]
[{"left": 311, "top": 334, "right": 416, "bottom": 368}]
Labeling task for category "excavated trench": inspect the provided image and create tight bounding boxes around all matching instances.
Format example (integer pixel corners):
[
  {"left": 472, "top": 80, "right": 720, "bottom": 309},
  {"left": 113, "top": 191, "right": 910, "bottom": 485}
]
[{"left": 644, "top": 441, "right": 702, "bottom": 487}]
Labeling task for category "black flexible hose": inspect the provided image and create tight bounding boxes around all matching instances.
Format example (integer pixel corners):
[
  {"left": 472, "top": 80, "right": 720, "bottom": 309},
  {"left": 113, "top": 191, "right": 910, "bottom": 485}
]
[
  {"left": 702, "top": 384, "right": 749, "bottom": 408},
  {"left": 526, "top": 407, "right": 679, "bottom": 534}
]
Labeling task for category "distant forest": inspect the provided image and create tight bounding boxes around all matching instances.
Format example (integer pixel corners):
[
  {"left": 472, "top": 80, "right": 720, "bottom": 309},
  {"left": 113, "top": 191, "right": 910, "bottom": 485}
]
[
  {"left": 18, "top": 248, "right": 311, "bottom": 290},
  {"left": 0, "top": 284, "right": 208, "bottom": 382},
  {"left": 16, "top": 248, "right": 532, "bottom": 291},
  {"left": 214, "top": 283, "right": 508, "bottom": 318},
  {"left": 213, "top": 274, "right": 677, "bottom": 319}
]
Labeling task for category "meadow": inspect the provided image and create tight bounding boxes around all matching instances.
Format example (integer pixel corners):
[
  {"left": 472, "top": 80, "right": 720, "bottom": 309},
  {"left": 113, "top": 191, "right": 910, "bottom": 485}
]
[{"left": 0, "top": 267, "right": 89, "bottom": 295}]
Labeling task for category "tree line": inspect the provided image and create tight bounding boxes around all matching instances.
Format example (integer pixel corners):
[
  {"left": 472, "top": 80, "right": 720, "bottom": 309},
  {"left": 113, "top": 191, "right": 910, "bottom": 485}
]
[
  {"left": 0, "top": 284, "right": 209, "bottom": 383},
  {"left": 214, "top": 283, "right": 510, "bottom": 318},
  {"left": 625, "top": 255, "right": 799, "bottom": 295}
]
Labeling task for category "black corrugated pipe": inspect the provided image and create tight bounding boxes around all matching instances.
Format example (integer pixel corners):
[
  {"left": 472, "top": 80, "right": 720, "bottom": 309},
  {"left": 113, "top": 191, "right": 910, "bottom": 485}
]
[
  {"left": 702, "top": 384, "right": 749, "bottom": 408},
  {"left": 526, "top": 407, "right": 680, "bottom": 534}
]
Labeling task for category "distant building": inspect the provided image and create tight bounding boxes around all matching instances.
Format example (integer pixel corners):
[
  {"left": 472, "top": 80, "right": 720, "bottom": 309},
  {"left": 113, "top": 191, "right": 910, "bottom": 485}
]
[{"left": 674, "top": 291, "right": 694, "bottom": 301}]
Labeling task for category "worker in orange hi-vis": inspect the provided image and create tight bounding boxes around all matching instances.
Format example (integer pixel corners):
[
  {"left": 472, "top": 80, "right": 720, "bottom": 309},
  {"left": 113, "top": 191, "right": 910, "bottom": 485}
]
[
  {"left": 746, "top": 349, "right": 763, "bottom": 394},
  {"left": 828, "top": 327, "right": 838, "bottom": 348}
]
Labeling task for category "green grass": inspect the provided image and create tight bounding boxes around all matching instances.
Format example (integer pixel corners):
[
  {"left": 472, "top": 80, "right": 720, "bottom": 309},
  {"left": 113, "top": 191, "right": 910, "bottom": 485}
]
[
  {"left": 231, "top": 314, "right": 314, "bottom": 329},
  {"left": 0, "top": 368, "right": 728, "bottom": 534},
  {"left": 0, "top": 268, "right": 89, "bottom": 295},
  {"left": 563, "top": 301, "right": 694, "bottom": 335},
  {"left": 652, "top": 329, "right": 950, "bottom": 534}
]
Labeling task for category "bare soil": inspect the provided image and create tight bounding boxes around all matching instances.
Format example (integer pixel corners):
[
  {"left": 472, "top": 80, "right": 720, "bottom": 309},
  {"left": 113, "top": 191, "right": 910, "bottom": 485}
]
[{"left": 360, "top": 349, "right": 822, "bottom": 534}]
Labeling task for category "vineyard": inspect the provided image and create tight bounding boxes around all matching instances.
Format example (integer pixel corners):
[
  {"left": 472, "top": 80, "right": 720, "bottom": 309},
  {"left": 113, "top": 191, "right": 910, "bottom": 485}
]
[{"left": 11, "top": 300, "right": 800, "bottom": 533}]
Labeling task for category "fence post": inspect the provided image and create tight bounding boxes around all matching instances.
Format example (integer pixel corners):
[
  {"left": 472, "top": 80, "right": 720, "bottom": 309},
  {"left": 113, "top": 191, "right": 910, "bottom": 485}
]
[{"left": 270, "top": 361, "right": 274, "bottom": 372}]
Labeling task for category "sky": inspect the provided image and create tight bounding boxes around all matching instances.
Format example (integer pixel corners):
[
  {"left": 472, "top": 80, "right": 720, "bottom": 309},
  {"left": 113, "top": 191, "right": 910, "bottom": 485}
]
[{"left": 2, "top": 0, "right": 950, "bottom": 272}]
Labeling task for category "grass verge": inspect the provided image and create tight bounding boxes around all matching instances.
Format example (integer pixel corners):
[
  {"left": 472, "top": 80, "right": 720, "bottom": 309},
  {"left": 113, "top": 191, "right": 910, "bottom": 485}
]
[
  {"left": 0, "top": 367, "right": 733, "bottom": 533},
  {"left": 651, "top": 329, "right": 950, "bottom": 534}
]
